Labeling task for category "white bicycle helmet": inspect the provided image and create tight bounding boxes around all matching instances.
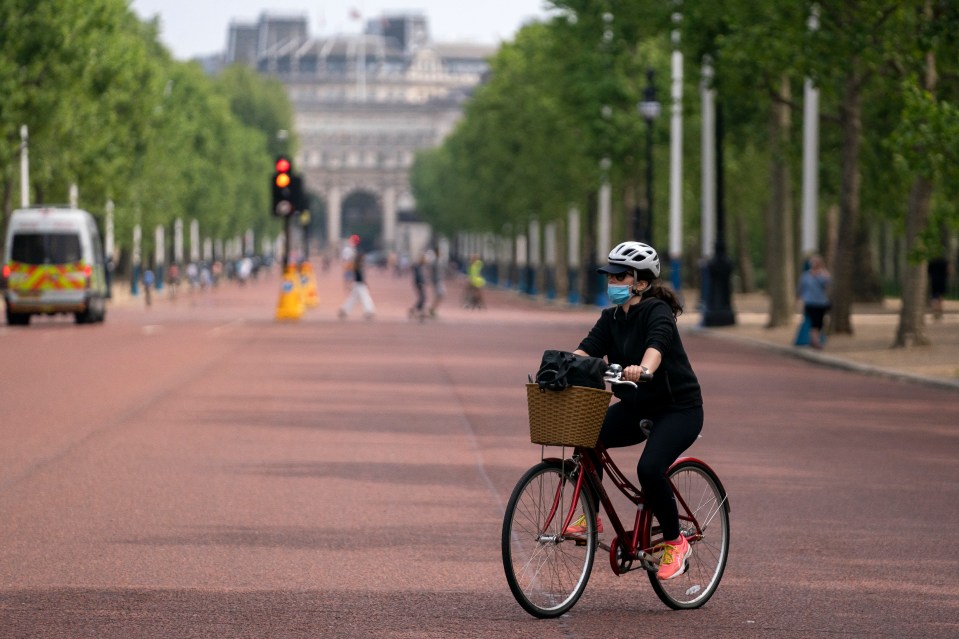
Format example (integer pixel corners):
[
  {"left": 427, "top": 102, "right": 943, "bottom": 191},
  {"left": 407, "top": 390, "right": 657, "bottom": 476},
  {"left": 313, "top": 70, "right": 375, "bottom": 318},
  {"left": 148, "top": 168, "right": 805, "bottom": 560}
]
[{"left": 600, "top": 241, "right": 661, "bottom": 279}]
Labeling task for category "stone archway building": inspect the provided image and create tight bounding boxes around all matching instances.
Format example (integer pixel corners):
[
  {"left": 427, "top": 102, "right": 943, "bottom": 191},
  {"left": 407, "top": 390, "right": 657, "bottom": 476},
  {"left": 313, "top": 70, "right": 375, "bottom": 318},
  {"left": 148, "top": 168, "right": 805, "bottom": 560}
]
[{"left": 226, "top": 13, "right": 493, "bottom": 255}]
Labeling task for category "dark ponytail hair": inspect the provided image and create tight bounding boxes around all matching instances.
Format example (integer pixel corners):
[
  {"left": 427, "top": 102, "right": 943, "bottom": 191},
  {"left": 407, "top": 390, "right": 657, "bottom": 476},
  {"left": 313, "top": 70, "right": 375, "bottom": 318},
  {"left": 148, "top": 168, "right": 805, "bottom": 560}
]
[{"left": 634, "top": 269, "right": 683, "bottom": 318}]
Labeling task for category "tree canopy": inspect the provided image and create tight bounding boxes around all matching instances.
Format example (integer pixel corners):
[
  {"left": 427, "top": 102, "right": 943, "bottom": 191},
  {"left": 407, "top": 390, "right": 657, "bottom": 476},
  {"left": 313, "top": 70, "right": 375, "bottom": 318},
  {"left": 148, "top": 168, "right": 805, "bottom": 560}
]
[
  {"left": 0, "top": 0, "right": 296, "bottom": 268},
  {"left": 411, "top": 0, "right": 959, "bottom": 343}
]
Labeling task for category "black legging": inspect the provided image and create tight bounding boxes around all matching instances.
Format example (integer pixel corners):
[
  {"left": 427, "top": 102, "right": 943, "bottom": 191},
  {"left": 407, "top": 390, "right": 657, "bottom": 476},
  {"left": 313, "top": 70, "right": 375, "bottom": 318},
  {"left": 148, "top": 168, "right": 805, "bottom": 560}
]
[{"left": 596, "top": 401, "right": 704, "bottom": 540}]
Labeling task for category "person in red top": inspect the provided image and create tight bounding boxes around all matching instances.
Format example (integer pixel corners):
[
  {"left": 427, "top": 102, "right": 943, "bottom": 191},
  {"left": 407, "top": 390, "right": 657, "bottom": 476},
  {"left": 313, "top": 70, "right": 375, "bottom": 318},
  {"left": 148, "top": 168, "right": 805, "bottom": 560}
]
[{"left": 573, "top": 241, "right": 703, "bottom": 580}]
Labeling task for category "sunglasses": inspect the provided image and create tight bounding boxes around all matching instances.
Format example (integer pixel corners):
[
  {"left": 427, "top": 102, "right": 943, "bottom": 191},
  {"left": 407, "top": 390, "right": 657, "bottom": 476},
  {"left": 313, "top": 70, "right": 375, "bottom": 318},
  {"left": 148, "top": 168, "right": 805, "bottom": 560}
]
[{"left": 606, "top": 272, "right": 631, "bottom": 282}]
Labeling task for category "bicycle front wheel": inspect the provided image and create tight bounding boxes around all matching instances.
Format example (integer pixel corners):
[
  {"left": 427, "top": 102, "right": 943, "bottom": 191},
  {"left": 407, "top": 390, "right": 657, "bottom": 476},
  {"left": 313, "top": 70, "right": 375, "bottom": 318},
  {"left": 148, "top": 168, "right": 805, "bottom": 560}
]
[
  {"left": 644, "top": 459, "right": 730, "bottom": 610},
  {"left": 502, "top": 460, "right": 597, "bottom": 618}
]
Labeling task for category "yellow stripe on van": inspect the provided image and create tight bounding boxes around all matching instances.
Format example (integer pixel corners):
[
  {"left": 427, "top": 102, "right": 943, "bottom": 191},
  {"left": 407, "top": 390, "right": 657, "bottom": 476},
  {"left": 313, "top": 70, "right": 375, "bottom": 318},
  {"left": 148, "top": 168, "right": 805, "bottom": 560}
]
[{"left": 8, "top": 262, "right": 87, "bottom": 291}]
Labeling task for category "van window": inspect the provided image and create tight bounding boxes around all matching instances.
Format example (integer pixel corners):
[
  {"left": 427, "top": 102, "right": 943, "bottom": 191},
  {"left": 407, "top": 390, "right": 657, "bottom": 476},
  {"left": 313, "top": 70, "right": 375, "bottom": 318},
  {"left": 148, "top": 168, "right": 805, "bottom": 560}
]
[{"left": 11, "top": 233, "right": 82, "bottom": 264}]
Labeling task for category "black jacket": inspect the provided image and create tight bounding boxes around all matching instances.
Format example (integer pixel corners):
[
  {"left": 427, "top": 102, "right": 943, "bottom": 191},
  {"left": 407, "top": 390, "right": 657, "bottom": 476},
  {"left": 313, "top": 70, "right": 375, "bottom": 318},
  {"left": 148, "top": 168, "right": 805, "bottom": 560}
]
[{"left": 577, "top": 298, "right": 702, "bottom": 411}]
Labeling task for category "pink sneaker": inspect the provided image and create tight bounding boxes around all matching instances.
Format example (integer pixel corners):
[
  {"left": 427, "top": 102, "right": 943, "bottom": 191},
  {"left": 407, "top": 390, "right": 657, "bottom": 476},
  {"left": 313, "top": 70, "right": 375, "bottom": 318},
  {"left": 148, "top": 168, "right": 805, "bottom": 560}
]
[
  {"left": 657, "top": 535, "right": 691, "bottom": 580},
  {"left": 563, "top": 514, "right": 603, "bottom": 537}
]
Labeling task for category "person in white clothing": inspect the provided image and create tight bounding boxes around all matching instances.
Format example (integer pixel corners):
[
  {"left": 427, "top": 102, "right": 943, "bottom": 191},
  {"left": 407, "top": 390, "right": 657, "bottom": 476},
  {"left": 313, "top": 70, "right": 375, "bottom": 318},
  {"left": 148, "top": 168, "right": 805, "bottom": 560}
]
[{"left": 338, "top": 250, "right": 375, "bottom": 319}]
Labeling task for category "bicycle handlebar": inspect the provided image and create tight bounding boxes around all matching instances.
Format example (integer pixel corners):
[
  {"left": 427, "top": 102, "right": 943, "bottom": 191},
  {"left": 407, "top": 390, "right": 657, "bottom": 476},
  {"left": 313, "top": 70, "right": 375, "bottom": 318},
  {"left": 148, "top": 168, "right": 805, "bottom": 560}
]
[{"left": 603, "top": 363, "right": 653, "bottom": 388}]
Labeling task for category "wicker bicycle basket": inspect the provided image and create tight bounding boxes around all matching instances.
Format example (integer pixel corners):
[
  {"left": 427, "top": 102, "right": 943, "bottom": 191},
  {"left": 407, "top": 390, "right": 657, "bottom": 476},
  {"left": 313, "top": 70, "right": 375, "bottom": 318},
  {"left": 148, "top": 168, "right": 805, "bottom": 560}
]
[{"left": 526, "top": 383, "right": 613, "bottom": 448}]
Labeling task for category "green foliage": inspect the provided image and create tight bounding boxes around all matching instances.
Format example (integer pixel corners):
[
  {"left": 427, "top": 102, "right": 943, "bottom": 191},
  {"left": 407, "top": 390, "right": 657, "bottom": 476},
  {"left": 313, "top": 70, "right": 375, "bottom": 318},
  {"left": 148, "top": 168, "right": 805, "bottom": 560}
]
[
  {"left": 410, "top": 0, "right": 958, "bottom": 302},
  {"left": 0, "top": 0, "right": 295, "bottom": 262}
]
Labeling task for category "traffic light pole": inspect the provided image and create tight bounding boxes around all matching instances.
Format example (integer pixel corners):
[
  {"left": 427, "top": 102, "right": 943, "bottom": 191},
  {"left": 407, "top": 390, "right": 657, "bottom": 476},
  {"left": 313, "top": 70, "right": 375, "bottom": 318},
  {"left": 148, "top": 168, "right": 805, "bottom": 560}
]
[{"left": 283, "top": 215, "right": 291, "bottom": 269}]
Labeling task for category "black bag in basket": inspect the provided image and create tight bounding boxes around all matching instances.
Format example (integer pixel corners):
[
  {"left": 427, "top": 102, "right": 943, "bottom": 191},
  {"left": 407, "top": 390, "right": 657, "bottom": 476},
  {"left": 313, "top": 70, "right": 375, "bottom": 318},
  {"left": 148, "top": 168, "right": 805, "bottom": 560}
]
[{"left": 535, "top": 350, "right": 606, "bottom": 391}]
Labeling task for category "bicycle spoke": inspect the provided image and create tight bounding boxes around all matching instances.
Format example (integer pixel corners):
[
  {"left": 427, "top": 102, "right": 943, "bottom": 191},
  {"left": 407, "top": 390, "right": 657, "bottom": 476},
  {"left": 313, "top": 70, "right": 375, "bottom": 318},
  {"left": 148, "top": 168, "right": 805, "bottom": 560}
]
[
  {"left": 503, "top": 462, "right": 595, "bottom": 618},
  {"left": 647, "top": 461, "right": 730, "bottom": 610}
]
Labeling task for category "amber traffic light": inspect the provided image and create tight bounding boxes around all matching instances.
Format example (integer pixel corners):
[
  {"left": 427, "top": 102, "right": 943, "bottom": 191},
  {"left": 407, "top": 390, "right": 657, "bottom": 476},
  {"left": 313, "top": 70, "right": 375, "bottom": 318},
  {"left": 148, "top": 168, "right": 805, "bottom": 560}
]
[{"left": 272, "top": 156, "right": 294, "bottom": 216}]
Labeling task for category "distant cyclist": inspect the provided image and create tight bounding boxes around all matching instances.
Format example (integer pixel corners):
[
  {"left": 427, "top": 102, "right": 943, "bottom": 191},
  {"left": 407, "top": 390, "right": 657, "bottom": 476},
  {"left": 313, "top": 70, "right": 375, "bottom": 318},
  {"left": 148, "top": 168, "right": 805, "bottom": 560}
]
[
  {"left": 465, "top": 254, "right": 485, "bottom": 309},
  {"left": 572, "top": 241, "right": 703, "bottom": 581}
]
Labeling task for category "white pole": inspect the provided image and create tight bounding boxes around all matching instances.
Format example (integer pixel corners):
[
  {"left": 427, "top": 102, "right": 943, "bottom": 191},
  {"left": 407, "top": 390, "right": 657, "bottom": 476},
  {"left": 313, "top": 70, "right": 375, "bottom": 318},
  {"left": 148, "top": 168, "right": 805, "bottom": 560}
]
[
  {"left": 700, "top": 57, "right": 716, "bottom": 260},
  {"left": 105, "top": 200, "right": 115, "bottom": 262},
  {"left": 598, "top": 158, "right": 612, "bottom": 260},
  {"left": 567, "top": 205, "right": 581, "bottom": 304},
  {"left": 567, "top": 206, "right": 581, "bottom": 268},
  {"left": 544, "top": 223, "right": 556, "bottom": 268},
  {"left": 155, "top": 225, "right": 165, "bottom": 267},
  {"left": 69, "top": 183, "right": 78, "bottom": 209},
  {"left": 515, "top": 234, "right": 528, "bottom": 268},
  {"left": 668, "top": 13, "right": 684, "bottom": 288},
  {"left": 190, "top": 219, "right": 200, "bottom": 263},
  {"left": 19, "top": 125, "right": 29, "bottom": 208},
  {"left": 529, "top": 219, "right": 540, "bottom": 270},
  {"left": 801, "top": 5, "right": 821, "bottom": 255},
  {"left": 174, "top": 218, "right": 184, "bottom": 264}
]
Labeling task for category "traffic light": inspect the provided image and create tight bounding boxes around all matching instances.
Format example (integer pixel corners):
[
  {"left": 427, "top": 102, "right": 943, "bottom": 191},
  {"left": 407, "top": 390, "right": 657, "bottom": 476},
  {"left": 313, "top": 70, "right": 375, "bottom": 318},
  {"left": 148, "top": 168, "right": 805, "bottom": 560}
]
[{"left": 272, "top": 156, "right": 294, "bottom": 217}]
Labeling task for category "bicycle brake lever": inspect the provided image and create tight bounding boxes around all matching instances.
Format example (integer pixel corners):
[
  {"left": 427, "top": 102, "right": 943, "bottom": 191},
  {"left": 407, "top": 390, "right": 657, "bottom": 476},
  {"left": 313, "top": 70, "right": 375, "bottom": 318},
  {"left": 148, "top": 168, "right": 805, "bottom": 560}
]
[{"left": 604, "top": 374, "right": 638, "bottom": 388}]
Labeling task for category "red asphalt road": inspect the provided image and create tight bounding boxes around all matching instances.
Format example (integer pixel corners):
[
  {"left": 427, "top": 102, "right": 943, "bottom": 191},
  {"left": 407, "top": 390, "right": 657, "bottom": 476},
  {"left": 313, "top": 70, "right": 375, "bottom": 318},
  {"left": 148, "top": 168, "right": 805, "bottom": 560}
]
[{"left": 1, "top": 264, "right": 957, "bottom": 638}]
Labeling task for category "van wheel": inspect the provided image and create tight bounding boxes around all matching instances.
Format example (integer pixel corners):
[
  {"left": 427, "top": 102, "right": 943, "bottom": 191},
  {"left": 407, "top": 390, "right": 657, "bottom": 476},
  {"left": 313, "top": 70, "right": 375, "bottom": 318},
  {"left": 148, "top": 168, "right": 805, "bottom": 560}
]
[
  {"left": 76, "top": 297, "right": 105, "bottom": 324},
  {"left": 6, "top": 309, "right": 30, "bottom": 326}
]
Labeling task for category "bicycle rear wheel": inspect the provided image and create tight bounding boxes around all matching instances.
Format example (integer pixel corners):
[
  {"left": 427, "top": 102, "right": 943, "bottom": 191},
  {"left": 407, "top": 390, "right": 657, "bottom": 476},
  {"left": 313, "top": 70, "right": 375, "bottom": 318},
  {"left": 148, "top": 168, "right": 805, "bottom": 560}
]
[
  {"left": 502, "top": 460, "right": 597, "bottom": 618},
  {"left": 644, "top": 459, "right": 730, "bottom": 610}
]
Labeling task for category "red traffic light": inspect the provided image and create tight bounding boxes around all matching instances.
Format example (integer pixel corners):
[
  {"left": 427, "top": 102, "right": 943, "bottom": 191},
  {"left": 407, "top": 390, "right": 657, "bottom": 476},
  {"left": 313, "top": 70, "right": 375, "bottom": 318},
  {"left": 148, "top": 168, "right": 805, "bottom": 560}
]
[{"left": 275, "top": 157, "right": 291, "bottom": 173}]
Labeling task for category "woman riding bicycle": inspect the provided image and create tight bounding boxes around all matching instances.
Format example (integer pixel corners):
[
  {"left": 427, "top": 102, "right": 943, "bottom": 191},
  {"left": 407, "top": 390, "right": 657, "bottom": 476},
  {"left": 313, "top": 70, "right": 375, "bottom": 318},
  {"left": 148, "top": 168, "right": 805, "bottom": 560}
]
[{"left": 572, "top": 241, "right": 703, "bottom": 581}]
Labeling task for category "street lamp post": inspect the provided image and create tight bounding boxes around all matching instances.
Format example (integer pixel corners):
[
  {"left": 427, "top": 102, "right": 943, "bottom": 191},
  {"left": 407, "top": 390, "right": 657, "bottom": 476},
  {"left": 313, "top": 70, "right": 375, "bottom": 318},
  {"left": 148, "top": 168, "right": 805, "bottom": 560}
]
[
  {"left": 637, "top": 70, "right": 661, "bottom": 244},
  {"left": 702, "top": 100, "right": 736, "bottom": 326}
]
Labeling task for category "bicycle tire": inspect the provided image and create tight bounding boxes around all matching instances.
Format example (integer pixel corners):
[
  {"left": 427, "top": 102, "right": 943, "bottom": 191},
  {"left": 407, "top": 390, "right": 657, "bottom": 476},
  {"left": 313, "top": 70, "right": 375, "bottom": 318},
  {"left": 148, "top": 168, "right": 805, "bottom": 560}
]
[
  {"left": 502, "top": 460, "right": 597, "bottom": 618},
  {"left": 643, "top": 459, "right": 730, "bottom": 610}
]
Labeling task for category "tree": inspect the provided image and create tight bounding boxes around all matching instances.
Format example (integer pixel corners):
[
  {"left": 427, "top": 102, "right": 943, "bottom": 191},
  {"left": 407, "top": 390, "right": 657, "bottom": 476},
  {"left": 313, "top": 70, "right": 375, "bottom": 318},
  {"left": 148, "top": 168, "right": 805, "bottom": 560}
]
[
  {"left": 886, "top": 1, "right": 959, "bottom": 346},
  {"left": 0, "top": 0, "right": 295, "bottom": 268}
]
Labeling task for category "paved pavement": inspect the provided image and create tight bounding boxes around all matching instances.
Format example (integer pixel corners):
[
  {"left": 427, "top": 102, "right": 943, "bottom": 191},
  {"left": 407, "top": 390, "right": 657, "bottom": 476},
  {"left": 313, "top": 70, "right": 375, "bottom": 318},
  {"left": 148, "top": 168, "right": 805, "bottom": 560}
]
[
  {"left": 7, "top": 263, "right": 957, "bottom": 638},
  {"left": 107, "top": 263, "right": 959, "bottom": 392},
  {"left": 686, "top": 292, "right": 959, "bottom": 392}
]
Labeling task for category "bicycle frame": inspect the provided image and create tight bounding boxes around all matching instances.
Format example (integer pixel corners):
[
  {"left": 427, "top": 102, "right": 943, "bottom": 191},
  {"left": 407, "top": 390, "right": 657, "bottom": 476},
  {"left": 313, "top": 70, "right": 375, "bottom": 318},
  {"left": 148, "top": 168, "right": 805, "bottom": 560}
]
[{"left": 543, "top": 447, "right": 716, "bottom": 575}]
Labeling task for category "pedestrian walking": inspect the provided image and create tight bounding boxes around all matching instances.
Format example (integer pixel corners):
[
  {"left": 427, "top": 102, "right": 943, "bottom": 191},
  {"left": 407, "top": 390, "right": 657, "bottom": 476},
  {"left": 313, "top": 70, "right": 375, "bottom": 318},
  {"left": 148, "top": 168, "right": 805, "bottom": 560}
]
[
  {"left": 186, "top": 262, "right": 199, "bottom": 290},
  {"left": 338, "top": 250, "right": 375, "bottom": 319},
  {"left": 142, "top": 268, "right": 155, "bottom": 307},
  {"left": 796, "top": 254, "right": 831, "bottom": 349},
  {"left": 167, "top": 263, "right": 180, "bottom": 299},
  {"left": 341, "top": 235, "right": 359, "bottom": 290},
  {"left": 409, "top": 253, "right": 427, "bottom": 321},
  {"left": 426, "top": 249, "right": 445, "bottom": 317}
]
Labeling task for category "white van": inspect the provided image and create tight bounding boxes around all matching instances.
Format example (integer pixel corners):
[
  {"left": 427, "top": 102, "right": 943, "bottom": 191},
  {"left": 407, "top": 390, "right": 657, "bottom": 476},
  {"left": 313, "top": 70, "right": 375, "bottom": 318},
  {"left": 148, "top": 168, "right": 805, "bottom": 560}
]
[{"left": 3, "top": 207, "right": 109, "bottom": 325}]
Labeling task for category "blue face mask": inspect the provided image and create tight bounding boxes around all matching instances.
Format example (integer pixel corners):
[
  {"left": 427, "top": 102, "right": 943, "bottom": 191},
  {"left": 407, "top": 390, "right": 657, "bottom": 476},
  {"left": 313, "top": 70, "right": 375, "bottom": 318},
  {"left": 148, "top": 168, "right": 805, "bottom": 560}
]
[{"left": 607, "top": 284, "right": 633, "bottom": 305}]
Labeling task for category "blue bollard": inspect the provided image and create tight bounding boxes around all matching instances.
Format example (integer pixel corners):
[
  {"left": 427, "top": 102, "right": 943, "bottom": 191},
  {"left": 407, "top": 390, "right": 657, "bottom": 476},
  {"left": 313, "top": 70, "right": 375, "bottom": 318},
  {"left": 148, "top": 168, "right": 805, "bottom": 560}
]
[{"left": 794, "top": 316, "right": 811, "bottom": 346}]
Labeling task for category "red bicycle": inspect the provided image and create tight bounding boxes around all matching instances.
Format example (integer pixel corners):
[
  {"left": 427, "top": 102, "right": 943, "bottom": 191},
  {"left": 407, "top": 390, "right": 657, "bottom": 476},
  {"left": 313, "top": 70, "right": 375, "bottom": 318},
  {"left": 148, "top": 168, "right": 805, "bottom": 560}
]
[{"left": 502, "top": 366, "right": 730, "bottom": 617}]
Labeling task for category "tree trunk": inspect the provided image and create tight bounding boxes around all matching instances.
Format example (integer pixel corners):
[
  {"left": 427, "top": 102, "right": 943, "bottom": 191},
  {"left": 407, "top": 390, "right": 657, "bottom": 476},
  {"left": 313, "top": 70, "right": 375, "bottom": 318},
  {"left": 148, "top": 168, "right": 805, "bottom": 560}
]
[
  {"left": 894, "top": 38, "right": 937, "bottom": 347},
  {"left": 581, "top": 192, "right": 597, "bottom": 304},
  {"left": 735, "top": 210, "right": 755, "bottom": 293},
  {"left": 831, "top": 63, "right": 864, "bottom": 335},
  {"left": 852, "top": 217, "right": 883, "bottom": 303},
  {"left": 824, "top": 203, "right": 839, "bottom": 275},
  {"left": 895, "top": 177, "right": 933, "bottom": 346},
  {"left": 765, "top": 76, "right": 795, "bottom": 327}
]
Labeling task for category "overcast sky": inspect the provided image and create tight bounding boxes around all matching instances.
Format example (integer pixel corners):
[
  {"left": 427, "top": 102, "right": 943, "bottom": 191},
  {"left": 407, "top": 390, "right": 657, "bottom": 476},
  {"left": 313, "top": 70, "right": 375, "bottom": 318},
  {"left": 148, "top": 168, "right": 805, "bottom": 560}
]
[{"left": 130, "top": 0, "right": 557, "bottom": 60}]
